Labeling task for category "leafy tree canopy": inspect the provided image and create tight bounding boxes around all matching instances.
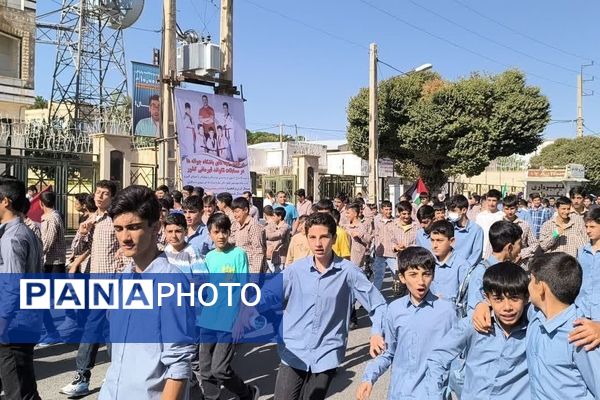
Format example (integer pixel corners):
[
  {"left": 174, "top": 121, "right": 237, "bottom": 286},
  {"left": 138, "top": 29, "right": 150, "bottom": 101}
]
[
  {"left": 30, "top": 96, "right": 48, "bottom": 110},
  {"left": 530, "top": 137, "right": 600, "bottom": 193},
  {"left": 246, "top": 130, "right": 304, "bottom": 145},
  {"left": 347, "top": 69, "right": 550, "bottom": 189}
]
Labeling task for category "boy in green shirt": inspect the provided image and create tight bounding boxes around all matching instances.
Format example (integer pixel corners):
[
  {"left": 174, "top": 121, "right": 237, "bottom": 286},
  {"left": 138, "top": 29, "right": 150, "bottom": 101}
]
[{"left": 198, "top": 213, "right": 259, "bottom": 400}]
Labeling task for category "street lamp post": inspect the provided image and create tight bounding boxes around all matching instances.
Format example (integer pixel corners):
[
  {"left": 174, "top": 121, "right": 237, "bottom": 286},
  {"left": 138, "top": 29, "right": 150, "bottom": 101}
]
[{"left": 368, "top": 44, "right": 432, "bottom": 206}]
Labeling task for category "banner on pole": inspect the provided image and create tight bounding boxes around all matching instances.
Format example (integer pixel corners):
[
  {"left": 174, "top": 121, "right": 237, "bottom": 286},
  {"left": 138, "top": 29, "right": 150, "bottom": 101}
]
[
  {"left": 173, "top": 88, "right": 251, "bottom": 195},
  {"left": 132, "top": 61, "right": 160, "bottom": 137}
]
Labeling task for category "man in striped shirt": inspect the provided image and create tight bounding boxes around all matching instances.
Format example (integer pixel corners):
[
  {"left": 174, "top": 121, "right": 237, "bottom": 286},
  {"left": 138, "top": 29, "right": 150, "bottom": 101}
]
[{"left": 529, "top": 192, "right": 552, "bottom": 239}]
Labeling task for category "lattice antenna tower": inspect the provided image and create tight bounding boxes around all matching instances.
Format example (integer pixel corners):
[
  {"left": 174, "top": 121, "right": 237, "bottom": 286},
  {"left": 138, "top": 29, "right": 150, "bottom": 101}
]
[{"left": 48, "top": 0, "right": 144, "bottom": 136}]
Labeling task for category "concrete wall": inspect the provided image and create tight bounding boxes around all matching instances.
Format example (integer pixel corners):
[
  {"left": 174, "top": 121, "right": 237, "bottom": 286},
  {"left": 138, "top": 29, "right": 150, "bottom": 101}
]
[{"left": 0, "top": 2, "right": 36, "bottom": 118}]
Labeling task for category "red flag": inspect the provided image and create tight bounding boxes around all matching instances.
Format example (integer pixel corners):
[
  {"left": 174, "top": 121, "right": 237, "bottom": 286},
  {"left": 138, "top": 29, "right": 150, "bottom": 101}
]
[{"left": 27, "top": 185, "right": 52, "bottom": 223}]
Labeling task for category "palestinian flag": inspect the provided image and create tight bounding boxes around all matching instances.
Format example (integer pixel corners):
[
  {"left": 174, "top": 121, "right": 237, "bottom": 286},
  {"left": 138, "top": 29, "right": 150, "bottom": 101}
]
[{"left": 405, "top": 178, "right": 429, "bottom": 205}]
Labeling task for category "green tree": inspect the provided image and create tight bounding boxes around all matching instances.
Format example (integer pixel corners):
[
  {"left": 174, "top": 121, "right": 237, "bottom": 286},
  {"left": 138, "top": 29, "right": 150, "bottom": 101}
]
[
  {"left": 30, "top": 96, "right": 48, "bottom": 109},
  {"left": 347, "top": 69, "right": 550, "bottom": 189},
  {"left": 530, "top": 137, "right": 600, "bottom": 193},
  {"left": 246, "top": 130, "right": 304, "bottom": 144}
]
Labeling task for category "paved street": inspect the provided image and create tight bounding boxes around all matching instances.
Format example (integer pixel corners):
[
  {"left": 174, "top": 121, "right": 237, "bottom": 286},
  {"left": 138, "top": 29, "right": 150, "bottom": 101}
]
[{"left": 34, "top": 279, "right": 395, "bottom": 400}]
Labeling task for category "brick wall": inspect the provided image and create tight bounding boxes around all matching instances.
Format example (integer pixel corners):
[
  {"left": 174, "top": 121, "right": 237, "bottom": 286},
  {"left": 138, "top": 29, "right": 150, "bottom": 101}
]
[{"left": 0, "top": 4, "right": 36, "bottom": 89}]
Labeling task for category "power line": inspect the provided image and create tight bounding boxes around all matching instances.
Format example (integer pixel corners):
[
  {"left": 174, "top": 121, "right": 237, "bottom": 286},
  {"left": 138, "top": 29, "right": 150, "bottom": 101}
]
[
  {"left": 583, "top": 123, "right": 600, "bottom": 135},
  {"left": 407, "top": 0, "right": 579, "bottom": 74},
  {"left": 130, "top": 26, "right": 162, "bottom": 33},
  {"left": 450, "top": 0, "right": 594, "bottom": 63},
  {"left": 357, "top": 0, "right": 577, "bottom": 89},
  {"left": 242, "top": 0, "right": 369, "bottom": 51},
  {"left": 377, "top": 59, "right": 407, "bottom": 75}
]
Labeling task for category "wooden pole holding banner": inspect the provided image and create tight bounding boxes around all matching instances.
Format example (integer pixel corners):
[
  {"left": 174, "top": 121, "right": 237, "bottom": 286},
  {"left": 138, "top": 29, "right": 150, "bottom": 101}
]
[
  {"left": 160, "top": 0, "right": 177, "bottom": 187},
  {"left": 368, "top": 43, "right": 379, "bottom": 206}
]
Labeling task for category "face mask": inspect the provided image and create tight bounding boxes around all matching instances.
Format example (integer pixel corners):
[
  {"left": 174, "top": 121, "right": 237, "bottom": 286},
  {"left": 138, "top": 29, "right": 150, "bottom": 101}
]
[{"left": 447, "top": 212, "right": 461, "bottom": 223}]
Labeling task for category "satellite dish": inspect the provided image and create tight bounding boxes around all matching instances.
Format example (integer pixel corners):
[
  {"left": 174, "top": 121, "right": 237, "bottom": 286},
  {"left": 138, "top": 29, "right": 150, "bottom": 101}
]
[{"left": 101, "top": 0, "right": 145, "bottom": 29}]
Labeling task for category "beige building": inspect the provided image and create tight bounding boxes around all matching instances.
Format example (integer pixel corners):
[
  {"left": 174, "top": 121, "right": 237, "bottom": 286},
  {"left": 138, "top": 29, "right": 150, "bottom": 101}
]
[{"left": 0, "top": 0, "right": 36, "bottom": 121}]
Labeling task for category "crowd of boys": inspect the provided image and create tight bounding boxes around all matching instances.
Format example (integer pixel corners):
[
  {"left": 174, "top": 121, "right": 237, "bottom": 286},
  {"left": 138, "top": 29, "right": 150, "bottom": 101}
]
[{"left": 1, "top": 176, "right": 600, "bottom": 399}]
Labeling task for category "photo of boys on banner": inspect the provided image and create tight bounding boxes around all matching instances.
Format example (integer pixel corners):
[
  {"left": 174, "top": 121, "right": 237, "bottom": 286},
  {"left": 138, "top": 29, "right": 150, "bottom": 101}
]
[
  {"left": 132, "top": 61, "right": 160, "bottom": 137},
  {"left": 174, "top": 88, "right": 251, "bottom": 195}
]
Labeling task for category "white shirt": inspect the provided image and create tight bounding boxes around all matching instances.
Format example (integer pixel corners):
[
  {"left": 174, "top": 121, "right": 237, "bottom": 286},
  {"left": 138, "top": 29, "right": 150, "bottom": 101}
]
[{"left": 476, "top": 210, "right": 504, "bottom": 258}]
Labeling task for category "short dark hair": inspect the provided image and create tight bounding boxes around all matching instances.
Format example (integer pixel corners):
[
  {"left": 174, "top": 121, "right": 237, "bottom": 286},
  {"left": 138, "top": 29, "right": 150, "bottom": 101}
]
[
  {"left": 489, "top": 221, "right": 522, "bottom": 253},
  {"left": 273, "top": 207, "right": 286, "bottom": 220},
  {"left": 27, "top": 185, "right": 38, "bottom": 193},
  {"left": 0, "top": 177, "right": 27, "bottom": 213},
  {"left": 469, "top": 193, "right": 481, "bottom": 203},
  {"left": 315, "top": 199, "right": 334, "bottom": 212},
  {"left": 156, "top": 185, "right": 169, "bottom": 193},
  {"left": 503, "top": 195, "right": 518, "bottom": 208},
  {"left": 416, "top": 205, "right": 435, "bottom": 223},
  {"left": 160, "top": 195, "right": 174, "bottom": 210},
  {"left": 330, "top": 209, "right": 341, "bottom": 224},
  {"left": 242, "top": 190, "right": 253, "bottom": 198},
  {"left": 97, "top": 180, "right": 118, "bottom": 197},
  {"left": 347, "top": 203, "right": 361, "bottom": 215},
  {"left": 447, "top": 195, "right": 468, "bottom": 211},
  {"left": 164, "top": 212, "right": 187, "bottom": 229},
  {"left": 40, "top": 191, "right": 56, "bottom": 209},
  {"left": 263, "top": 205, "right": 274, "bottom": 216},
  {"left": 482, "top": 262, "right": 529, "bottom": 299},
  {"left": 184, "top": 102, "right": 191, "bottom": 109},
  {"left": 149, "top": 94, "right": 159, "bottom": 103},
  {"left": 380, "top": 200, "right": 392, "bottom": 209},
  {"left": 432, "top": 201, "right": 446, "bottom": 211},
  {"left": 396, "top": 200, "right": 413, "bottom": 214},
  {"left": 231, "top": 196, "right": 249, "bottom": 211},
  {"left": 429, "top": 220, "right": 455, "bottom": 239},
  {"left": 203, "top": 195, "right": 216, "bottom": 207},
  {"left": 487, "top": 189, "right": 502, "bottom": 200},
  {"left": 207, "top": 212, "right": 231, "bottom": 233},
  {"left": 334, "top": 192, "right": 348, "bottom": 203},
  {"left": 171, "top": 190, "right": 183, "bottom": 203},
  {"left": 85, "top": 194, "right": 97, "bottom": 212},
  {"left": 529, "top": 192, "right": 541, "bottom": 201},
  {"left": 158, "top": 198, "right": 172, "bottom": 211},
  {"left": 419, "top": 192, "right": 430, "bottom": 199},
  {"left": 216, "top": 192, "right": 233, "bottom": 207},
  {"left": 529, "top": 253, "right": 582, "bottom": 304},
  {"left": 518, "top": 199, "right": 528, "bottom": 208},
  {"left": 75, "top": 193, "right": 87, "bottom": 206},
  {"left": 584, "top": 207, "right": 600, "bottom": 224},
  {"left": 397, "top": 246, "right": 436, "bottom": 275},
  {"left": 22, "top": 197, "right": 31, "bottom": 214},
  {"left": 193, "top": 187, "right": 205, "bottom": 197},
  {"left": 555, "top": 196, "right": 572, "bottom": 208},
  {"left": 182, "top": 195, "right": 202, "bottom": 211},
  {"left": 182, "top": 185, "right": 194, "bottom": 193},
  {"left": 569, "top": 186, "right": 587, "bottom": 198},
  {"left": 108, "top": 185, "right": 160, "bottom": 225},
  {"left": 304, "top": 212, "right": 337, "bottom": 237}
]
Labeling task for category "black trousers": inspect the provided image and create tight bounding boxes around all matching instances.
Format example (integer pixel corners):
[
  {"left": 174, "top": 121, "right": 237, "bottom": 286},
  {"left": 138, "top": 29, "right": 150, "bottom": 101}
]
[
  {"left": 274, "top": 363, "right": 337, "bottom": 400},
  {"left": 0, "top": 344, "right": 41, "bottom": 400},
  {"left": 198, "top": 329, "right": 252, "bottom": 400}
]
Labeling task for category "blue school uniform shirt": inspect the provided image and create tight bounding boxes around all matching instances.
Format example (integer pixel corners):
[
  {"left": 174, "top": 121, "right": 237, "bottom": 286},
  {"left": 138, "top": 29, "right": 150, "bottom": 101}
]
[
  {"left": 527, "top": 304, "right": 600, "bottom": 400},
  {"left": 362, "top": 291, "right": 456, "bottom": 400},
  {"left": 265, "top": 255, "right": 386, "bottom": 373},
  {"left": 426, "top": 315, "right": 529, "bottom": 400},
  {"left": 466, "top": 255, "right": 499, "bottom": 315},
  {"left": 454, "top": 220, "right": 484, "bottom": 268},
  {"left": 576, "top": 244, "right": 600, "bottom": 319},
  {"left": 273, "top": 202, "right": 298, "bottom": 228},
  {"left": 415, "top": 228, "right": 431, "bottom": 251},
  {"left": 431, "top": 251, "right": 470, "bottom": 303},
  {"left": 186, "top": 223, "right": 214, "bottom": 256}
]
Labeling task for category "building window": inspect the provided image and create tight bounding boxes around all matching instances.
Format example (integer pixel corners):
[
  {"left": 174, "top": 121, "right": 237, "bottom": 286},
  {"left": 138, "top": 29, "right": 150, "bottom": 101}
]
[{"left": 0, "top": 31, "right": 21, "bottom": 79}]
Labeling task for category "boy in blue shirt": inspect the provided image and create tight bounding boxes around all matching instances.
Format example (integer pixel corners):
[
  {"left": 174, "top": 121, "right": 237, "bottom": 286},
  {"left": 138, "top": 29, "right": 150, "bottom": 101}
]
[
  {"left": 356, "top": 246, "right": 457, "bottom": 400},
  {"left": 447, "top": 195, "right": 484, "bottom": 269},
  {"left": 429, "top": 220, "right": 470, "bottom": 303},
  {"left": 570, "top": 207, "right": 600, "bottom": 349},
  {"left": 415, "top": 205, "right": 435, "bottom": 250},
  {"left": 427, "top": 262, "right": 530, "bottom": 400},
  {"left": 198, "top": 213, "right": 259, "bottom": 400}
]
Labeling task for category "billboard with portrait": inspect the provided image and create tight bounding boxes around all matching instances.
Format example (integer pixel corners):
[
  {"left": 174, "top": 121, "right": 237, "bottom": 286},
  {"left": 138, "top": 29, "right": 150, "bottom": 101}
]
[
  {"left": 132, "top": 61, "right": 160, "bottom": 137},
  {"left": 173, "top": 88, "right": 251, "bottom": 195}
]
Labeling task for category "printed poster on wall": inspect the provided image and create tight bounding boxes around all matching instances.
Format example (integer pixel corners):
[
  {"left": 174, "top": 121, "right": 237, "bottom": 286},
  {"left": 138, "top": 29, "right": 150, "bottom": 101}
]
[
  {"left": 132, "top": 61, "right": 160, "bottom": 137},
  {"left": 174, "top": 88, "right": 251, "bottom": 195}
]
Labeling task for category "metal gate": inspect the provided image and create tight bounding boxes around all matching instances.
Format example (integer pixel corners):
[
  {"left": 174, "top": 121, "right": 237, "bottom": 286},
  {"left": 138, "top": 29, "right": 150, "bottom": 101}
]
[
  {"left": 262, "top": 175, "right": 297, "bottom": 199},
  {"left": 0, "top": 148, "right": 98, "bottom": 232},
  {"left": 319, "top": 175, "right": 355, "bottom": 200}
]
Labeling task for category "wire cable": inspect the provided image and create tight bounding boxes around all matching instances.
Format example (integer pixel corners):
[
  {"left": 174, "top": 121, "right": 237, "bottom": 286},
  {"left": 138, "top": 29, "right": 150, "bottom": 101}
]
[
  {"left": 450, "top": 0, "right": 594, "bottom": 63},
  {"left": 407, "top": 0, "right": 579, "bottom": 74},
  {"left": 357, "top": 0, "right": 577, "bottom": 89}
]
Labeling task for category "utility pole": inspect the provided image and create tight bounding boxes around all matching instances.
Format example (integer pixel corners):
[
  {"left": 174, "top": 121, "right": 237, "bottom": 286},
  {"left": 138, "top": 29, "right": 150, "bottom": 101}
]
[
  {"left": 577, "top": 61, "right": 595, "bottom": 138},
  {"left": 217, "top": 0, "right": 235, "bottom": 96},
  {"left": 368, "top": 43, "right": 379, "bottom": 205},
  {"left": 160, "top": 0, "right": 177, "bottom": 186}
]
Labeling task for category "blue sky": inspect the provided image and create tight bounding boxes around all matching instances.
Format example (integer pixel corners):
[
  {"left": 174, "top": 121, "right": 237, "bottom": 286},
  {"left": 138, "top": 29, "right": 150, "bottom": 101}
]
[{"left": 35, "top": 0, "right": 600, "bottom": 142}]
